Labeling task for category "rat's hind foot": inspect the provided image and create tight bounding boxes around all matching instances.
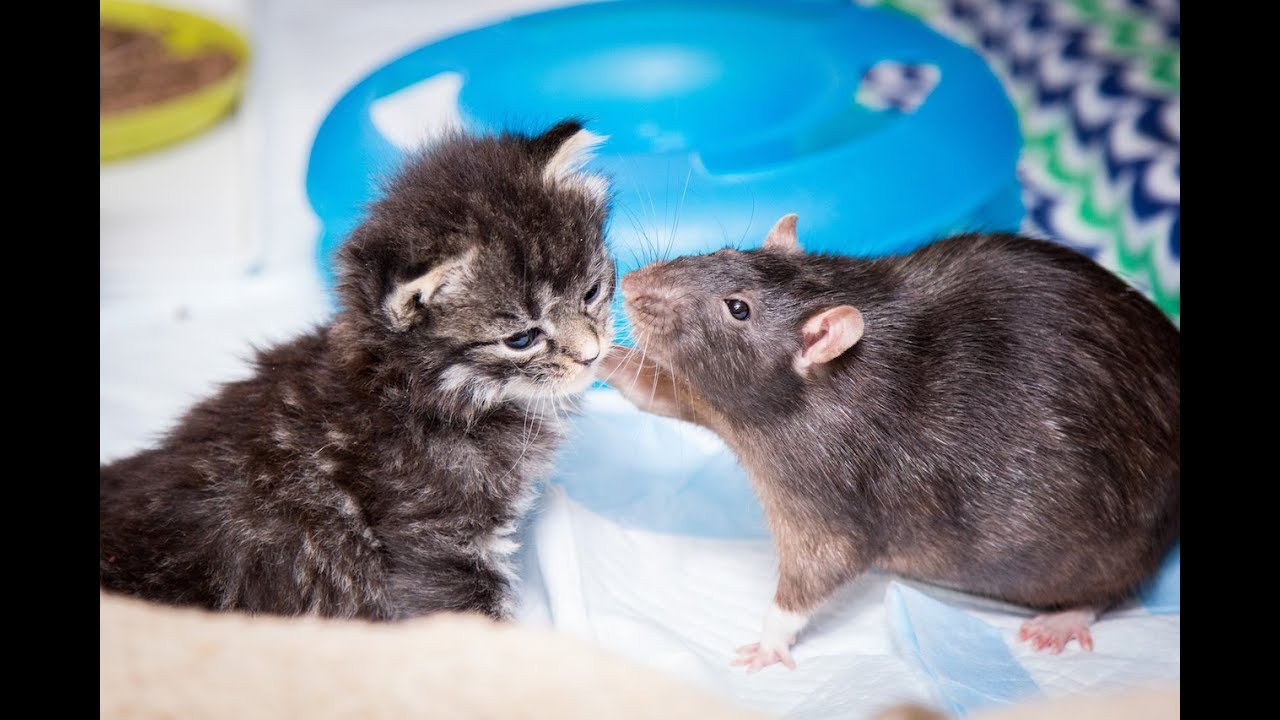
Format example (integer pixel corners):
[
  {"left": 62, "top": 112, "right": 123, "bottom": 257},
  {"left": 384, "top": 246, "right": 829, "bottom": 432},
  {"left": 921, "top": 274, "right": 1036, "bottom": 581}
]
[
  {"left": 1017, "top": 608, "right": 1098, "bottom": 653},
  {"left": 731, "top": 642, "right": 796, "bottom": 673},
  {"left": 731, "top": 602, "right": 810, "bottom": 673}
]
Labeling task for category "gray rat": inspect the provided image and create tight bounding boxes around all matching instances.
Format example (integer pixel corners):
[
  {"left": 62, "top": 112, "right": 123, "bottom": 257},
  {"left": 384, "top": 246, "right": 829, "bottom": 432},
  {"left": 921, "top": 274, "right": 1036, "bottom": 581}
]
[{"left": 600, "top": 214, "right": 1179, "bottom": 671}]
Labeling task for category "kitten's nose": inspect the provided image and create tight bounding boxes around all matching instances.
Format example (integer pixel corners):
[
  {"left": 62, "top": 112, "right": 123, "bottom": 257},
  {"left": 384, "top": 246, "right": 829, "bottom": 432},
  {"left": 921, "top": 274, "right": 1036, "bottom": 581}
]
[{"left": 576, "top": 336, "right": 601, "bottom": 366}]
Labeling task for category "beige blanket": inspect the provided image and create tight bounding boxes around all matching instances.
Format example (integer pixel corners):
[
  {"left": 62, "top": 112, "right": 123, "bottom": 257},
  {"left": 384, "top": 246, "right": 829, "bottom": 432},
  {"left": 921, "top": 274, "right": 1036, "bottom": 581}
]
[{"left": 100, "top": 592, "right": 1175, "bottom": 719}]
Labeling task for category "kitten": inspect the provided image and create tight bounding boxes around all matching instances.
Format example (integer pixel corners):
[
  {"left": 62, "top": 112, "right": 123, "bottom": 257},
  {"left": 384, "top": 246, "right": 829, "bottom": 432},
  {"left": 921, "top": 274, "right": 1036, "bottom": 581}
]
[{"left": 100, "top": 120, "right": 616, "bottom": 620}]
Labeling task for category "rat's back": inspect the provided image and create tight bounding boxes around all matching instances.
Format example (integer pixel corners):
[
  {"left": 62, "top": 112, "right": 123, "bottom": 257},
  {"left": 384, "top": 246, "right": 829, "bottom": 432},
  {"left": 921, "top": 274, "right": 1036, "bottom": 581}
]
[
  {"left": 887, "top": 233, "right": 1179, "bottom": 444},
  {"left": 844, "top": 233, "right": 1179, "bottom": 608}
]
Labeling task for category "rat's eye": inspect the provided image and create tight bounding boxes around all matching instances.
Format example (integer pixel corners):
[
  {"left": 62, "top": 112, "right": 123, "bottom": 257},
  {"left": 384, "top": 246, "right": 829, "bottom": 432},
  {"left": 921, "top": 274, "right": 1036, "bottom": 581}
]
[
  {"left": 725, "top": 298, "right": 750, "bottom": 321},
  {"left": 504, "top": 328, "right": 541, "bottom": 350},
  {"left": 584, "top": 281, "right": 601, "bottom": 304}
]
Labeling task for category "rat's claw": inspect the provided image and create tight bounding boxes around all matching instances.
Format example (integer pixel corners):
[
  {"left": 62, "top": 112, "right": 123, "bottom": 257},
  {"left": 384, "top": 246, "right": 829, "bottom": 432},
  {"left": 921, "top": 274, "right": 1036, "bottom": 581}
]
[
  {"left": 1078, "top": 629, "right": 1094, "bottom": 652},
  {"left": 1018, "top": 609, "right": 1097, "bottom": 654},
  {"left": 730, "top": 644, "right": 759, "bottom": 667},
  {"left": 732, "top": 641, "right": 796, "bottom": 672}
]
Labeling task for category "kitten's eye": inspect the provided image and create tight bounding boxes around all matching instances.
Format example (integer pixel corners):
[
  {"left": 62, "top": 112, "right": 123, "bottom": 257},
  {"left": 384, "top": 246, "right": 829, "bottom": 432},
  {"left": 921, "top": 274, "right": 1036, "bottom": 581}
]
[
  {"left": 504, "top": 328, "right": 541, "bottom": 350},
  {"left": 584, "top": 281, "right": 601, "bottom": 304},
  {"left": 725, "top": 298, "right": 750, "bottom": 321}
]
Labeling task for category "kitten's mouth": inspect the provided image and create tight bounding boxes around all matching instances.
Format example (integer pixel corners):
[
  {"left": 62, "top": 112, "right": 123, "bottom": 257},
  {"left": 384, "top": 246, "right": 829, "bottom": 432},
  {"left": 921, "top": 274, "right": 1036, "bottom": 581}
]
[
  {"left": 535, "top": 354, "right": 604, "bottom": 398},
  {"left": 545, "top": 358, "right": 593, "bottom": 392},
  {"left": 506, "top": 371, "right": 593, "bottom": 404},
  {"left": 561, "top": 364, "right": 599, "bottom": 394}
]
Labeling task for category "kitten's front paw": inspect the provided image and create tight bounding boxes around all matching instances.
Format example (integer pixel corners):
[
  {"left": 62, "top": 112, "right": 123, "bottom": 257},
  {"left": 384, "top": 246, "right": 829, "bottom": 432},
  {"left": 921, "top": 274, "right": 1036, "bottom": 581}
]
[{"left": 731, "top": 640, "right": 797, "bottom": 673}]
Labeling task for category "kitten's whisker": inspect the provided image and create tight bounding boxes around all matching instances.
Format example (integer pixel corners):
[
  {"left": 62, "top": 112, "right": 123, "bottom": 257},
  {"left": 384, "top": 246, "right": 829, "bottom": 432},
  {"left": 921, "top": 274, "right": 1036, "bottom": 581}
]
[
  {"left": 549, "top": 392, "right": 571, "bottom": 428},
  {"left": 521, "top": 387, "right": 534, "bottom": 444},
  {"left": 498, "top": 390, "right": 544, "bottom": 487}
]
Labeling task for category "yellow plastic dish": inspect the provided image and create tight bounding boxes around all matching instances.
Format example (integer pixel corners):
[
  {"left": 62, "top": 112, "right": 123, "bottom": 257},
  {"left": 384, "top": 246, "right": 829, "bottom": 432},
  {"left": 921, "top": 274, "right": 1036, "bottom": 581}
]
[{"left": 100, "top": 0, "right": 250, "bottom": 163}]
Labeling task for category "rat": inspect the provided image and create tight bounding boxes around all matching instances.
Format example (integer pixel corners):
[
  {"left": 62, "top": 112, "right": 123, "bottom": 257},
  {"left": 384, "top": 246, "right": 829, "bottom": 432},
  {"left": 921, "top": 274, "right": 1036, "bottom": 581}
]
[
  {"left": 601, "top": 213, "right": 1179, "bottom": 671},
  {"left": 100, "top": 119, "right": 616, "bottom": 620}
]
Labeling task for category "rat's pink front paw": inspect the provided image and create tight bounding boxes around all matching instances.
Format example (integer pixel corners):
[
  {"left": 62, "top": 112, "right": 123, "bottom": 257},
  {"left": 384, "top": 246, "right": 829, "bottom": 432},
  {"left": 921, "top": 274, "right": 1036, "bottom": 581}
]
[
  {"left": 596, "top": 345, "right": 633, "bottom": 383},
  {"left": 1017, "top": 609, "right": 1097, "bottom": 654},
  {"left": 731, "top": 641, "right": 797, "bottom": 673}
]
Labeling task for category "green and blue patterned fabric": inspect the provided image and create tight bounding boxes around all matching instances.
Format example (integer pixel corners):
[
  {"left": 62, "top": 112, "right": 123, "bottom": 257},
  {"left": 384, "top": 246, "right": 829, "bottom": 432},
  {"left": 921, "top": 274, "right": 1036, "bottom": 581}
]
[{"left": 863, "top": 0, "right": 1180, "bottom": 323}]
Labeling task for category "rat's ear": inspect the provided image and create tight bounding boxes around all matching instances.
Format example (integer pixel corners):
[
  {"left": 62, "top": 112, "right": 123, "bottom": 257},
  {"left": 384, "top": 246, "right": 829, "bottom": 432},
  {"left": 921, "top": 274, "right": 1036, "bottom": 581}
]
[
  {"left": 536, "top": 119, "right": 609, "bottom": 203},
  {"left": 795, "top": 305, "right": 864, "bottom": 372},
  {"left": 383, "top": 250, "right": 473, "bottom": 331},
  {"left": 763, "top": 214, "right": 803, "bottom": 254}
]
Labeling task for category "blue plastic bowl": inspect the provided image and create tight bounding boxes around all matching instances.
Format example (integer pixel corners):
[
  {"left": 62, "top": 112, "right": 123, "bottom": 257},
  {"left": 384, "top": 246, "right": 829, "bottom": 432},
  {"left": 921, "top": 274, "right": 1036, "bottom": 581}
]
[{"left": 306, "top": 0, "right": 1022, "bottom": 299}]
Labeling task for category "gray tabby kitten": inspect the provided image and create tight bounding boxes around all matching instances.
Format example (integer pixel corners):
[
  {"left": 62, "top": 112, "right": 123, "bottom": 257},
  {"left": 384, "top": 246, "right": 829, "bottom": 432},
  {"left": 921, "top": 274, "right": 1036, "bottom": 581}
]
[{"left": 100, "top": 120, "right": 615, "bottom": 620}]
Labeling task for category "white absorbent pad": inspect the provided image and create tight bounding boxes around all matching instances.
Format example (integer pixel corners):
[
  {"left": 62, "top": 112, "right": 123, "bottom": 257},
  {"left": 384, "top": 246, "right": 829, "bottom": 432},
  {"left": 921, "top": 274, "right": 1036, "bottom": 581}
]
[{"left": 515, "top": 390, "right": 1180, "bottom": 719}]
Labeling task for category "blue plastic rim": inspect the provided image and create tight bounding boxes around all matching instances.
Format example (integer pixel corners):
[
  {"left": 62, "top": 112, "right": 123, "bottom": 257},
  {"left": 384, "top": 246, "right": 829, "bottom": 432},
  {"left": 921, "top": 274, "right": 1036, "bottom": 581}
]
[{"left": 306, "top": 0, "right": 1023, "bottom": 299}]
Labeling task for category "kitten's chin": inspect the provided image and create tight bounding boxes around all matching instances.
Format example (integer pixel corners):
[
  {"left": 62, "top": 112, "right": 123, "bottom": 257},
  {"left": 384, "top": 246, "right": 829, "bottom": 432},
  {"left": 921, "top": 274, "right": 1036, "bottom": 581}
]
[
  {"left": 504, "top": 366, "right": 598, "bottom": 403},
  {"left": 561, "top": 366, "right": 599, "bottom": 395}
]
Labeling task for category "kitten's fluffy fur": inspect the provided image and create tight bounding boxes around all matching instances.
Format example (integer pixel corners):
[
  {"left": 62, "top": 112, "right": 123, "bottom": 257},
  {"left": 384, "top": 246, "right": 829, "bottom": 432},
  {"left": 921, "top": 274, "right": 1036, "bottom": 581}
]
[{"left": 100, "top": 120, "right": 616, "bottom": 620}]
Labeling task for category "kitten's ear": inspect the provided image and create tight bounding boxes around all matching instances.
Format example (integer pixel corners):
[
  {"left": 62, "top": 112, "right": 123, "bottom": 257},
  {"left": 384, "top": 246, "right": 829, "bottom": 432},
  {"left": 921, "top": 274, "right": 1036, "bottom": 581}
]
[
  {"left": 763, "top": 214, "right": 803, "bottom": 254},
  {"left": 535, "top": 119, "right": 609, "bottom": 204},
  {"left": 529, "top": 119, "right": 587, "bottom": 159},
  {"left": 383, "top": 251, "right": 473, "bottom": 331},
  {"left": 794, "top": 305, "right": 864, "bottom": 374}
]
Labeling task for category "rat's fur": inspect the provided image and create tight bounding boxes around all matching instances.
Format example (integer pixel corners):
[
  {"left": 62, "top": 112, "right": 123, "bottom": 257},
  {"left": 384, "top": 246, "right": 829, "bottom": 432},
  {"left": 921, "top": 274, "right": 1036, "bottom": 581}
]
[
  {"left": 605, "top": 219, "right": 1178, "bottom": 662},
  {"left": 100, "top": 120, "right": 616, "bottom": 620}
]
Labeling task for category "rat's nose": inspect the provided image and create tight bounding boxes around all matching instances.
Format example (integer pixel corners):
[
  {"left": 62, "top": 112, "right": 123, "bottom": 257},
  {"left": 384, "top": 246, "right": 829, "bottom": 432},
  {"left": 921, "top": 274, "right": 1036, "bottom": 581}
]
[
  {"left": 621, "top": 265, "right": 669, "bottom": 299},
  {"left": 620, "top": 270, "right": 645, "bottom": 297}
]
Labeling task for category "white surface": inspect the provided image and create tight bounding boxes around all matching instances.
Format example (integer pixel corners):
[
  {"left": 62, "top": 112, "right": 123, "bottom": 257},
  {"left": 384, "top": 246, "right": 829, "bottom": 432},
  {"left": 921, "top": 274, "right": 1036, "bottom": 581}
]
[
  {"left": 530, "top": 483, "right": 936, "bottom": 718},
  {"left": 522, "top": 393, "right": 1178, "bottom": 719}
]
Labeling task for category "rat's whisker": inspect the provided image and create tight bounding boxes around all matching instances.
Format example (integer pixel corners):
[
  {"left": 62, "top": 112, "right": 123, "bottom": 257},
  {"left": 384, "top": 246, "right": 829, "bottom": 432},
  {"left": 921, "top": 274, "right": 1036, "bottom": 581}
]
[
  {"left": 617, "top": 203, "right": 654, "bottom": 271},
  {"left": 735, "top": 194, "right": 758, "bottom": 252},
  {"left": 664, "top": 165, "right": 694, "bottom": 263}
]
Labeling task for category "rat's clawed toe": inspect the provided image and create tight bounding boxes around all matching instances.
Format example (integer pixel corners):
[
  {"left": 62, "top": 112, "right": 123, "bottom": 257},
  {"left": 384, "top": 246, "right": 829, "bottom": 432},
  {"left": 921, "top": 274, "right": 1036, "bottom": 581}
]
[
  {"left": 731, "top": 641, "right": 797, "bottom": 673},
  {"left": 1018, "top": 609, "right": 1097, "bottom": 653}
]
